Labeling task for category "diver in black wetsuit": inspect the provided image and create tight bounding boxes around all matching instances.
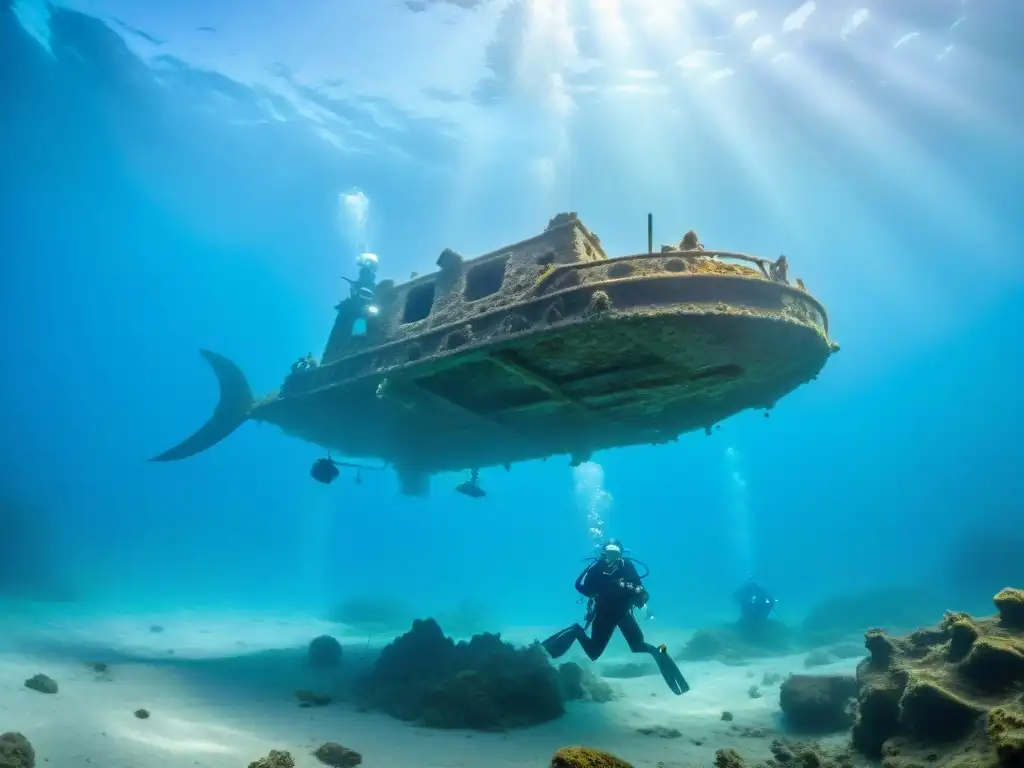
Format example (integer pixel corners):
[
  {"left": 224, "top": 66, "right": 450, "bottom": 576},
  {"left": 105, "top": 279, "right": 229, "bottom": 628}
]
[
  {"left": 351, "top": 253, "right": 379, "bottom": 301},
  {"left": 541, "top": 539, "right": 689, "bottom": 696},
  {"left": 345, "top": 252, "right": 380, "bottom": 337},
  {"left": 733, "top": 576, "right": 777, "bottom": 624}
]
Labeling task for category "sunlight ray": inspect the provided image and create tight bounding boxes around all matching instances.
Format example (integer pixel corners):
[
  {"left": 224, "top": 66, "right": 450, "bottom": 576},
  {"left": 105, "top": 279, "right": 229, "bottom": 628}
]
[
  {"left": 511, "top": 0, "right": 581, "bottom": 201},
  {"left": 628, "top": 0, "right": 791, "bottom": 223},
  {"left": 537, "top": 119, "right": 574, "bottom": 212},
  {"left": 569, "top": 0, "right": 686, "bottom": 203},
  {"left": 762, "top": 52, "right": 1007, "bottom": 261},
  {"left": 442, "top": 112, "right": 506, "bottom": 235},
  {"left": 671, "top": 78, "right": 791, "bottom": 227},
  {"left": 837, "top": 32, "right": 1018, "bottom": 146},
  {"left": 445, "top": 0, "right": 579, "bottom": 226},
  {"left": 585, "top": 94, "right": 674, "bottom": 206},
  {"left": 517, "top": 0, "right": 580, "bottom": 121},
  {"left": 822, "top": 13, "right": 993, "bottom": 119},
  {"left": 688, "top": 80, "right": 806, "bottom": 235},
  {"left": 631, "top": 0, "right": 684, "bottom": 44},
  {"left": 439, "top": 2, "right": 516, "bottom": 226},
  {"left": 585, "top": 0, "right": 633, "bottom": 71}
]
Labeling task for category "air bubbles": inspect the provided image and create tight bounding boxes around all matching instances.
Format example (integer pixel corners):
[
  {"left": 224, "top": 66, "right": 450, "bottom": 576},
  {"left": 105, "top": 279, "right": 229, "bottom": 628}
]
[
  {"left": 338, "top": 188, "right": 371, "bottom": 252},
  {"left": 574, "top": 461, "right": 613, "bottom": 548}
]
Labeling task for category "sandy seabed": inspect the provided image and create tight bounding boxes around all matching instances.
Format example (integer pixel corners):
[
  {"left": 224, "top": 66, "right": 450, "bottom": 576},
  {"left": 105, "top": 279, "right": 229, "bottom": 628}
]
[{"left": 0, "top": 608, "right": 859, "bottom": 767}]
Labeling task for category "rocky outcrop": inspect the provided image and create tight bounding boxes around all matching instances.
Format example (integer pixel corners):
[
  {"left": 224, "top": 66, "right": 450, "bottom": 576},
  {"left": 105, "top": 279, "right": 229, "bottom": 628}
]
[
  {"left": 354, "top": 618, "right": 564, "bottom": 730},
  {"left": 0, "top": 732, "right": 34, "bottom": 768},
  {"left": 23, "top": 674, "right": 57, "bottom": 694},
  {"left": 994, "top": 588, "right": 1024, "bottom": 629},
  {"left": 248, "top": 751, "right": 294, "bottom": 768},
  {"left": 711, "top": 740, "right": 858, "bottom": 768},
  {"left": 779, "top": 674, "right": 857, "bottom": 732},
  {"left": 308, "top": 635, "right": 342, "bottom": 667},
  {"left": 550, "top": 746, "right": 632, "bottom": 767},
  {"left": 312, "top": 742, "right": 361, "bottom": 767},
  {"left": 851, "top": 587, "right": 1024, "bottom": 768},
  {"left": 557, "top": 662, "right": 615, "bottom": 703}
]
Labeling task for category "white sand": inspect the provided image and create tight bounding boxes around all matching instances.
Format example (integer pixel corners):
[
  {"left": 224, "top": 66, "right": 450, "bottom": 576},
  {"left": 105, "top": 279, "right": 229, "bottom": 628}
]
[{"left": 0, "top": 609, "right": 861, "bottom": 767}]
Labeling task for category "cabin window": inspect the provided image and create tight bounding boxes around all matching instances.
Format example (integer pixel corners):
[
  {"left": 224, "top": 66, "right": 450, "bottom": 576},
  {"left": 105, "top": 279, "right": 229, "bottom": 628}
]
[
  {"left": 464, "top": 257, "right": 507, "bottom": 301},
  {"left": 403, "top": 282, "right": 435, "bottom": 323}
]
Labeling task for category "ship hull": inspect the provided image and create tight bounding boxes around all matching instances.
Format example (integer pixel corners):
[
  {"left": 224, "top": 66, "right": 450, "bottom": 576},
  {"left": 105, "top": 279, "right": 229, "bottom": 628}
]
[{"left": 254, "top": 269, "right": 835, "bottom": 490}]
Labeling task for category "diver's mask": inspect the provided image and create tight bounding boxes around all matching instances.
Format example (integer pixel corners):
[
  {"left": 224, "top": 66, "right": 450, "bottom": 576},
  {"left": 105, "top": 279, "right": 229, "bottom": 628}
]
[{"left": 600, "top": 542, "right": 623, "bottom": 569}]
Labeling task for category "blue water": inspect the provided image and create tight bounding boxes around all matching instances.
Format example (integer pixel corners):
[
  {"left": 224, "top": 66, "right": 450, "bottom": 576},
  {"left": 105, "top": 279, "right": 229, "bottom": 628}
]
[{"left": 2, "top": 0, "right": 1023, "bottom": 678}]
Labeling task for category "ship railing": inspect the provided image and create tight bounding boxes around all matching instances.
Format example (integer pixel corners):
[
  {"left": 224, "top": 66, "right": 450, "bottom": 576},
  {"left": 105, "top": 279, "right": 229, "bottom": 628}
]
[{"left": 571, "top": 248, "right": 792, "bottom": 285}]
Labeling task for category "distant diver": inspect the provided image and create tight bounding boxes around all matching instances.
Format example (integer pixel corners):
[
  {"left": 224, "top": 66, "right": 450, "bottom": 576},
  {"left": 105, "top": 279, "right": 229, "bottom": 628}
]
[
  {"left": 343, "top": 252, "right": 380, "bottom": 337},
  {"left": 733, "top": 576, "right": 777, "bottom": 624},
  {"left": 541, "top": 539, "right": 689, "bottom": 696}
]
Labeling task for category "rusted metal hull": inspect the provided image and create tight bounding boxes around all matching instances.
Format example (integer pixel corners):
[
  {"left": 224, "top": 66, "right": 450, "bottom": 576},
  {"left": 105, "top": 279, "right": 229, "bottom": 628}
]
[
  {"left": 255, "top": 267, "right": 835, "bottom": 491},
  {"left": 150, "top": 214, "right": 837, "bottom": 496}
]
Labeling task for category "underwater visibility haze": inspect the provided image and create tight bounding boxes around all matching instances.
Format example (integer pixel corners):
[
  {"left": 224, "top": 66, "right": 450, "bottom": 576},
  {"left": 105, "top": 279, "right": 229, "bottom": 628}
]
[{"left": 1, "top": 0, "right": 1023, "bottom": 765}]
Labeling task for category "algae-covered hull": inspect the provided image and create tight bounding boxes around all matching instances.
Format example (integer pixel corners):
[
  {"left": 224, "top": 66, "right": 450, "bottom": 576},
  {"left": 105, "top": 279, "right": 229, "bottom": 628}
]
[{"left": 151, "top": 214, "right": 838, "bottom": 496}]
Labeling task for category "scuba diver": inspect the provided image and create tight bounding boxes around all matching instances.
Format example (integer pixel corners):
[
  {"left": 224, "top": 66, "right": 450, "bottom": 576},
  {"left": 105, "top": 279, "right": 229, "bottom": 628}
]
[
  {"left": 344, "top": 252, "right": 380, "bottom": 337},
  {"left": 542, "top": 539, "right": 689, "bottom": 696},
  {"left": 351, "top": 252, "right": 379, "bottom": 297},
  {"left": 733, "top": 576, "right": 777, "bottom": 624}
]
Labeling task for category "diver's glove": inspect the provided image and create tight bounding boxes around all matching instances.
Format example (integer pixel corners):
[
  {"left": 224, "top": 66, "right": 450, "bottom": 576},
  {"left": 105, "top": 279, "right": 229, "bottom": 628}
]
[{"left": 618, "top": 579, "right": 648, "bottom": 607}]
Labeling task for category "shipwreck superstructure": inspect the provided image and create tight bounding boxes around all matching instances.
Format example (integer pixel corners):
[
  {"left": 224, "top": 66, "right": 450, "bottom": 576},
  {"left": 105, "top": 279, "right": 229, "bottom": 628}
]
[{"left": 151, "top": 212, "right": 838, "bottom": 496}]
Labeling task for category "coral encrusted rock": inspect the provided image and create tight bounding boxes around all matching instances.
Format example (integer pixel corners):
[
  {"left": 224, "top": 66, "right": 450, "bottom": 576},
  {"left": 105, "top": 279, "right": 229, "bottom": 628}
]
[
  {"left": 851, "top": 587, "right": 1024, "bottom": 768},
  {"left": 354, "top": 617, "right": 564, "bottom": 730}
]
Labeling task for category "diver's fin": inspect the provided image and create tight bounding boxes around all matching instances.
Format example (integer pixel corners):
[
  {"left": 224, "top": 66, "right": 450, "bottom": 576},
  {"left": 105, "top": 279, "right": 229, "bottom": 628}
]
[
  {"left": 542, "top": 626, "right": 579, "bottom": 660},
  {"left": 654, "top": 646, "right": 689, "bottom": 695},
  {"left": 149, "top": 349, "right": 255, "bottom": 462}
]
